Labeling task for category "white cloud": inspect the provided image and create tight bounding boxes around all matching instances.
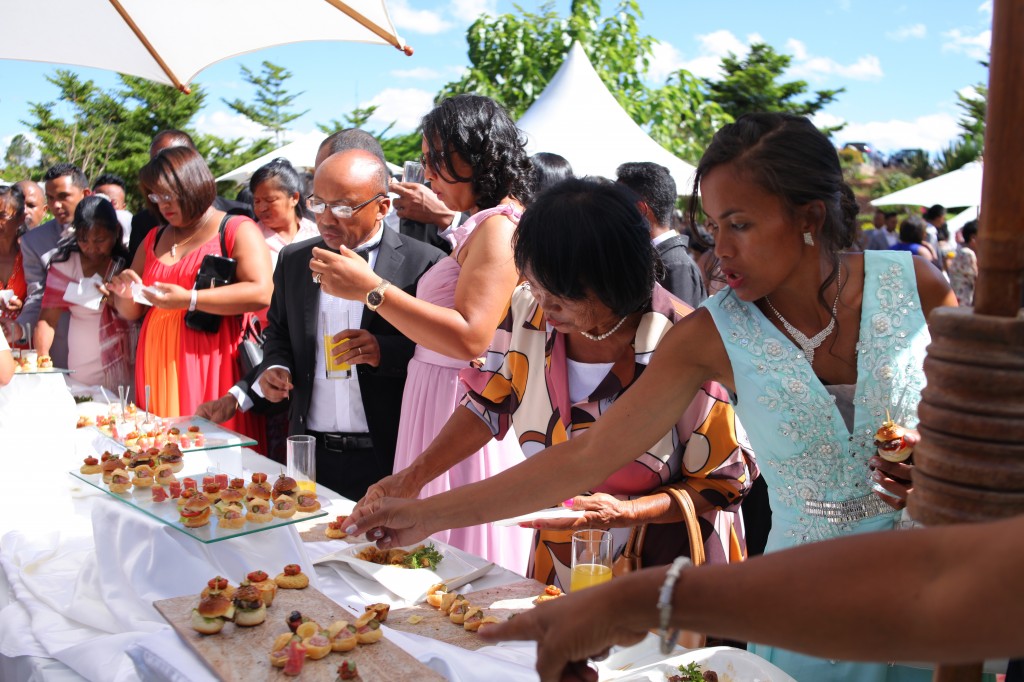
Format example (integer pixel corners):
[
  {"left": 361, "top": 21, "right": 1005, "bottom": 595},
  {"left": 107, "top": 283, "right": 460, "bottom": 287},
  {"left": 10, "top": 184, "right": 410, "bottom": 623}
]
[
  {"left": 958, "top": 85, "right": 982, "bottom": 101},
  {"left": 978, "top": 1, "right": 993, "bottom": 17},
  {"left": 810, "top": 112, "right": 846, "bottom": 130},
  {"left": 390, "top": 66, "right": 442, "bottom": 80},
  {"left": 647, "top": 41, "right": 686, "bottom": 83},
  {"left": 886, "top": 23, "right": 927, "bottom": 41},
  {"left": 193, "top": 111, "right": 267, "bottom": 141},
  {"left": 448, "top": 0, "right": 497, "bottom": 18},
  {"left": 785, "top": 40, "right": 883, "bottom": 81},
  {"left": 942, "top": 28, "right": 991, "bottom": 60},
  {"left": 389, "top": 0, "right": 452, "bottom": 35},
  {"left": 359, "top": 88, "right": 436, "bottom": 133},
  {"left": 838, "top": 113, "right": 961, "bottom": 154}
]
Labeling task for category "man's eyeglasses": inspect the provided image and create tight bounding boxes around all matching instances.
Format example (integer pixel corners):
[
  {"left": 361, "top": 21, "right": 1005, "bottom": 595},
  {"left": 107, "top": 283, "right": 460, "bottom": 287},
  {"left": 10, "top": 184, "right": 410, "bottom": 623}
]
[
  {"left": 147, "top": 192, "right": 175, "bottom": 204},
  {"left": 307, "top": 192, "right": 386, "bottom": 219}
]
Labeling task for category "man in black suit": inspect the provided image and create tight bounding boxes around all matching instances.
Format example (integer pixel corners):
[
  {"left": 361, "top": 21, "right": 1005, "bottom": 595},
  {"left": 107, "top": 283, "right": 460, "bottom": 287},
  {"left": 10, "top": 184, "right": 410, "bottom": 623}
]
[
  {"left": 616, "top": 162, "right": 707, "bottom": 309},
  {"left": 203, "top": 150, "right": 444, "bottom": 501}
]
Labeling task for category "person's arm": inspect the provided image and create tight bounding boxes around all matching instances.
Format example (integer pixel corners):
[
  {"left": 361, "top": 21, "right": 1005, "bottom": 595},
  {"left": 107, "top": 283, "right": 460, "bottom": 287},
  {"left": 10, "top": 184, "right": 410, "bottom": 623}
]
[
  {"left": 346, "top": 310, "right": 727, "bottom": 545},
  {"left": 313, "top": 212, "right": 520, "bottom": 360},
  {"left": 143, "top": 218, "right": 273, "bottom": 314},
  {"left": 31, "top": 307, "right": 62, "bottom": 357},
  {"left": 481, "top": 515, "right": 1024, "bottom": 680},
  {"left": 106, "top": 244, "right": 148, "bottom": 321}
]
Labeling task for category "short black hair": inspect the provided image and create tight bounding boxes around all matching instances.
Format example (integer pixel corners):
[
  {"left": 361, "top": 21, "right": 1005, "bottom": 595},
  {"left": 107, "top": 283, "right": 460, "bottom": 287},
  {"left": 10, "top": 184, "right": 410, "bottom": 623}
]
[
  {"left": 899, "top": 215, "right": 927, "bottom": 244},
  {"left": 43, "top": 162, "right": 89, "bottom": 189},
  {"left": 250, "top": 157, "right": 304, "bottom": 221},
  {"left": 92, "top": 173, "right": 127, "bottom": 191},
  {"left": 422, "top": 94, "right": 533, "bottom": 210},
  {"left": 319, "top": 129, "right": 386, "bottom": 165},
  {"left": 923, "top": 204, "right": 946, "bottom": 222},
  {"left": 514, "top": 178, "right": 654, "bottom": 316},
  {"left": 531, "top": 152, "right": 573, "bottom": 193},
  {"left": 150, "top": 129, "right": 197, "bottom": 153},
  {"left": 51, "top": 195, "right": 129, "bottom": 266},
  {"left": 0, "top": 183, "right": 26, "bottom": 217},
  {"left": 961, "top": 219, "right": 979, "bottom": 244},
  {"left": 139, "top": 146, "right": 216, "bottom": 224},
  {"left": 616, "top": 161, "right": 677, "bottom": 227}
]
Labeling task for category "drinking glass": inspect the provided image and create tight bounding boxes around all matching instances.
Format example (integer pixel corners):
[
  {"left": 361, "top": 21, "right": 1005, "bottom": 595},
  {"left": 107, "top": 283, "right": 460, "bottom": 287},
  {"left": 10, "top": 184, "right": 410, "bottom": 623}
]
[
  {"left": 287, "top": 435, "right": 317, "bottom": 494},
  {"left": 403, "top": 160, "right": 425, "bottom": 184},
  {"left": 322, "top": 309, "right": 352, "bottom": 379},
  {"left": 570, "top": 529, "right": 613, "bottom": 592}
]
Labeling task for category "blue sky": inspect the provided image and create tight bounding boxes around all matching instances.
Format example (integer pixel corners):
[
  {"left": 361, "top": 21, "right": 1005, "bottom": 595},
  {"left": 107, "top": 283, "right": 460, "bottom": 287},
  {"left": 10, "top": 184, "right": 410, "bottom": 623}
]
[{"left": 0, "top": 0, "right": 991, "bottom": 164}]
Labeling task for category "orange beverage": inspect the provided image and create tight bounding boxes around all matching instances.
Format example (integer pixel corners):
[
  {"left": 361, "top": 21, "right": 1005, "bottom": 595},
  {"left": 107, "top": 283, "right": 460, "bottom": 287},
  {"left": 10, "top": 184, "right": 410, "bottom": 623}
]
[{"left": 570, "top": 563, "right": 613, "bottom": 591}]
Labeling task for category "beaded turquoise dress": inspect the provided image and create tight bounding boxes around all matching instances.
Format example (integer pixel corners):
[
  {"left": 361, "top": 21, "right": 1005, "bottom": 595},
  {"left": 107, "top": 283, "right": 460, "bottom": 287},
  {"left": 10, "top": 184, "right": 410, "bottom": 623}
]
[{"left": 704, "top": 251, "right": 933, "bottom": 681}]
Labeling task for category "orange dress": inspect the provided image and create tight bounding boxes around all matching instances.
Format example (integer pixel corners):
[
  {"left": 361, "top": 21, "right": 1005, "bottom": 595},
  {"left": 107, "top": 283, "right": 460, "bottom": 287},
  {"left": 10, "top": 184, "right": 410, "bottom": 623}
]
[
  {"left": 1, "top": 250, "right": 27, "bottom": 321},
  {"left": 135, "top": 219, "right": 260, "bottom": 440}
]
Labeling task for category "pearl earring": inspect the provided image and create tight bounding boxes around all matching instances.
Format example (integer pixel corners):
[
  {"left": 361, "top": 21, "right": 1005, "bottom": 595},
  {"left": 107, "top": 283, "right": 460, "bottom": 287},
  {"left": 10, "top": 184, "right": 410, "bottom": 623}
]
[{"left": 803, "top": 232, "right": 814, "bottom": 246}]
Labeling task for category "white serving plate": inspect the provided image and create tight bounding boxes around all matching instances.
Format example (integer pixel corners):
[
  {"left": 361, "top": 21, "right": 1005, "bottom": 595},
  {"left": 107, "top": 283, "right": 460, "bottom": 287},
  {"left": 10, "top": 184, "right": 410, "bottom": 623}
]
[{"left": 315, "top": 539, "right": 477, "bottom": 600}]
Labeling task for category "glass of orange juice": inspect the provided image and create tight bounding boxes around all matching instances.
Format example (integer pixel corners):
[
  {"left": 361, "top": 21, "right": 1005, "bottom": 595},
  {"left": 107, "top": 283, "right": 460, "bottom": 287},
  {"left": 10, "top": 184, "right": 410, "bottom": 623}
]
[
  {"left": 322, "top": 309, "right": 352, "bottom": 379},
  {"left": 287, "top": 435, "right": 316, "bottom": 494},
  {"left": 570, "top": 529, "right": 613, "bottom": 592}
]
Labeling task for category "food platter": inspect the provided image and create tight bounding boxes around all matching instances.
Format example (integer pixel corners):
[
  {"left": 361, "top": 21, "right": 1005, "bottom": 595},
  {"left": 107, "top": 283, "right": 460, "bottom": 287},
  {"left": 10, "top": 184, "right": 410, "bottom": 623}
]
[
  {"left": 12, "top": 367, "right": 74, "bottom": 375},
  {"left": 69, "top": 469, "right": 327, "bottom": 544},
  {"left": 315, "top": 540, "right": 478, "bottom": 601},
  {"left": 597, "top": 643, "right": 797, "bottom": 682},
  {"left": 154, "top": 586, "right": 444, "bottom": 681},
  {"left": 84, "top": 415, "right": 257, "bottom": 453}
]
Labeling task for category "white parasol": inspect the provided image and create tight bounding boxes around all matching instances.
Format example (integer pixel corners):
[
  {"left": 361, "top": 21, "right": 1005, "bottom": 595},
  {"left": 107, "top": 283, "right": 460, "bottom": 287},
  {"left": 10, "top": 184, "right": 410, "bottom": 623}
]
[
  {"left": 0, "top": 0, "right": 410, "bottom": 93},
  {"left": 871, "top": 161, "right": 983, "bottom": 208}
]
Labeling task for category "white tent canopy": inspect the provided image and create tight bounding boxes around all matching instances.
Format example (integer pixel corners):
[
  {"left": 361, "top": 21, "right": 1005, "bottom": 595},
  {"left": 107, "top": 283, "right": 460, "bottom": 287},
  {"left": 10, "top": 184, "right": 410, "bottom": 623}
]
[
  {"left": 516, "top": 42, "right": 697, "bottom": 194},
  {"left": 216, "top": 132, "right": 401, "bottom": 185},
  {"left": 871, "top": 161, "right": 983, "bottom": 208}
]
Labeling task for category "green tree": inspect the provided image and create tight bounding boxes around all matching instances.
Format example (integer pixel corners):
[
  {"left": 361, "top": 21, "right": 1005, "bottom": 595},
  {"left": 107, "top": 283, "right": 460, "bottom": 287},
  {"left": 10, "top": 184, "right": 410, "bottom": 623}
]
[
  {"left": 950, "top": 58, "right": 987, "bottom": 163},
  {"left": 1, "top": 134, "right": 36, "bottom": 180},
  {"left": 19, "top": 70, "right": 271, "bottom": 208},
  {"left": 433, "top": 0, "right": 730, "bottom": 164},
  {"left": 704, "top": 43, "right": 845, "bottom": 134},
  {"left": 224, "top": 61, "right": 309, "bottom": 146}
]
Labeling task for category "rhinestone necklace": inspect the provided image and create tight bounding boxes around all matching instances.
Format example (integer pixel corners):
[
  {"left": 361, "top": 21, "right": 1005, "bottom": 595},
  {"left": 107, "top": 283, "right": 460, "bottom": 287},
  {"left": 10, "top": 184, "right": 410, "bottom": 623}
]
[
  {"left": 579, "top": 314, "right": 629, "bottom": 342},
  {"left": 763, "top": 270, "right": 842, "bottom": 365}
]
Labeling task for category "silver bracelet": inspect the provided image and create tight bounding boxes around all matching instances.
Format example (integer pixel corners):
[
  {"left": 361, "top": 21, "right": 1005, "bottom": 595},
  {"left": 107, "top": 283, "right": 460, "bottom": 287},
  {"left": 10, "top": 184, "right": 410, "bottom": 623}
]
[
  {"left": 658, "top": 556, "right": 691, "bottom": 654},
  {"left": 188, "top": 289, "right": 198, "bottom": 312}
]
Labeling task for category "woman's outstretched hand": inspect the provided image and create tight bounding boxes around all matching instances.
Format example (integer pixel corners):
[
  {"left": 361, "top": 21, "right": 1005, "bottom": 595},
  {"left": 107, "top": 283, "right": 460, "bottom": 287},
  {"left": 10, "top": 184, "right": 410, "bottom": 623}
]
[{"left": 344, "top": 495, "right": 431, "bottom": 549}]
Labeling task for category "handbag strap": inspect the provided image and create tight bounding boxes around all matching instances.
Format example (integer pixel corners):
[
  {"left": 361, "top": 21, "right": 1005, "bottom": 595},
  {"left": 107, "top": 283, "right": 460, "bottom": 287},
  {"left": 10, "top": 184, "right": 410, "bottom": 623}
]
[{"left": 656, "top": 485, "right": 706, "bottom": 567}]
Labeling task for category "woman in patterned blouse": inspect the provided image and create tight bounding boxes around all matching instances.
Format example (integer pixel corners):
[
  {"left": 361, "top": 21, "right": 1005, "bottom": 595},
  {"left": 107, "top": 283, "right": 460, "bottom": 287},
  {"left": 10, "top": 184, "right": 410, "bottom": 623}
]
[
  {"left": 355, "top": 178, "right": 757, "bottom": 586},
  {"left": 349, "top": 114, "right": 958, "bottom": 682}
]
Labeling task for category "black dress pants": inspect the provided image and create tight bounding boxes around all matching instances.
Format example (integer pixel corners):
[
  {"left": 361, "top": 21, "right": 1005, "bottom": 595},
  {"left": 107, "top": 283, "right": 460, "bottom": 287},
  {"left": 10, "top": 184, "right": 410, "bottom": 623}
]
[{"left": 307, "top": 430, "right": 391, "bottom": 502}]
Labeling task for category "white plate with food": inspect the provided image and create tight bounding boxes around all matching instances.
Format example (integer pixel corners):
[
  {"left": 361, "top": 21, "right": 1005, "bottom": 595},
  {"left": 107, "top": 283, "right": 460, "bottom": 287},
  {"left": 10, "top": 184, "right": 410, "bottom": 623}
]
[
  {"left": 315, "top": 540, "right": 477, "bottom": 600},
  {"left": 602, "top": 645, "right": 796, "bottom": 682}
]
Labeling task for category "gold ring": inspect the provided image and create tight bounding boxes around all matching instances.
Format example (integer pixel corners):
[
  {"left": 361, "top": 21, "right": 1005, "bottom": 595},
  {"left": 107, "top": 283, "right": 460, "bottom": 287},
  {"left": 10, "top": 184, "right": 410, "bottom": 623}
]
[
  {"left": 357, "top": 347, "right": 362, "bottom": 355},
  {"left": 314, "top": 273, "right": 322, "bottom": 285}
]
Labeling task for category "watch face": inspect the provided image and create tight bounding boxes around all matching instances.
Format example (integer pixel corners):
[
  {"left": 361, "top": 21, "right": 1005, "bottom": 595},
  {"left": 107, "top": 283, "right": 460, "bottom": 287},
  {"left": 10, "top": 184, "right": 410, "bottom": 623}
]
[{"left": 367, "top": 291, "right": 384, "bottom": 307}]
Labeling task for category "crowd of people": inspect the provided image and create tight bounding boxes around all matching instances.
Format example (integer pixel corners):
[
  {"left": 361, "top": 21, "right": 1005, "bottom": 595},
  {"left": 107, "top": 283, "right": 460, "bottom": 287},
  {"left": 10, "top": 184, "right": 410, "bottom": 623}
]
[{"left": 0, "top": 96, "right": 1016, "bottom": 682}]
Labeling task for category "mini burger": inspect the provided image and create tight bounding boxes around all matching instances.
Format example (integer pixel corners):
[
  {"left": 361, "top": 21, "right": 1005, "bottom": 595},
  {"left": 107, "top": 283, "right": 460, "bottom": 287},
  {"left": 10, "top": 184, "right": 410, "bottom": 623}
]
[
  {"left": 218, "top": 504, "right": 246, "bottom": 530},
  {"left": 191, "top": 593, "right": 234, "bottom": 634},
  {"left": 108, "top": 468, "right": 132, "bottom": 494},
  {"left": 102, "top": 456, "right": 124, "bottom": 484},
  {"left": 272, "top": 474, "right": 298, "bottom": 500},
  {"left": 231, "top": 584, "right": 267, "bottom": 626},
  {"left": 874, "top": 419, "right": 914, "bottom": 463},
  {"left": 247, "top": 472, "right": 272, "bottom": 501},
  {"left": 246, "top": 498, "right": 273, "bottom": 523},
  {"left": 295, "top": 492, "right": 320, "bottom": 513},
  {"left": 180, "top": 493, "right": 212, "bottom": 528},
  {"left": 158, "top": 443, "right": 184, "bottom": 473}
]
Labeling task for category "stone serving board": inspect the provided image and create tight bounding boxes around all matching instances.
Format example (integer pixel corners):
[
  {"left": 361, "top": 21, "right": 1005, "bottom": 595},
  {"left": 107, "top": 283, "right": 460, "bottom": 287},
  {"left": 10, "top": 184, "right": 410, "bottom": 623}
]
[
  {"left": 154, "top": 586, "right": 444, "bottom": 681},
  {"left": 387, "top": 578, "right": 550, "bottom": 651}
]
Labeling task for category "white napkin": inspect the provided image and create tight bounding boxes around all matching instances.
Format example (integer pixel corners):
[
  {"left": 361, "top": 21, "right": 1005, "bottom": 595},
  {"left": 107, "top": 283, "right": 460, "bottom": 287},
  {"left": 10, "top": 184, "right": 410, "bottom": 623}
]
[
  {"left": 129, "top": 282, "right": 156, "bottom": 307},
  {"left": 0, "top": 289, "right": 14, "bottom": 305},
  {"left": 63, "top": 274, "right": 105, "bottom": 311},
  {"left": 493, "top": 507, "right": 586, "bottom": 526}
]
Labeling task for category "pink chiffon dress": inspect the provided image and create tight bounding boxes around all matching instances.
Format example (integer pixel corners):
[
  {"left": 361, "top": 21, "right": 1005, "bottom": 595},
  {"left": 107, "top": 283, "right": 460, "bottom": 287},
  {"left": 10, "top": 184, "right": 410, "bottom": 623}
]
[{"left": 392, "top": 203, "right": 533, "bottom": 575}]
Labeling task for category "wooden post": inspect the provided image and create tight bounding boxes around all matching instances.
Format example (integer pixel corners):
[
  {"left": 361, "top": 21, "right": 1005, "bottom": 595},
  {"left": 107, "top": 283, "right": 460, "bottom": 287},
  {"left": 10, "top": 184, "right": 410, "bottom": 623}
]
[{"left": 909, "top": 1, "right": 1024, "bottom": 681}]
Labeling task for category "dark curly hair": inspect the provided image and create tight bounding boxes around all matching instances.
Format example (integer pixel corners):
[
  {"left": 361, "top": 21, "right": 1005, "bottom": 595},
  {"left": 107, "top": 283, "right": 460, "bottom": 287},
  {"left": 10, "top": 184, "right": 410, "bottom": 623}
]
[
  {"left": 515, "top": 178, "right": 655, "bottom": 317},
  {"left": 421, "top": 94, "right": 533, "bottom": 210},
  {"left": 250, "top": 157, "right": 304, "bottom": 222},
  {"left": 689, "top": 113, "right": 859, "bottom": 316}
]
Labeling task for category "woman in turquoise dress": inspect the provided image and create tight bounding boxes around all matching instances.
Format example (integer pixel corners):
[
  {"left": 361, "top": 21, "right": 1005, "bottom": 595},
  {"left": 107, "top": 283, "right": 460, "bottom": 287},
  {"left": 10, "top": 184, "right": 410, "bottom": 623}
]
[{"left": 347, "top": 113, "right": 959, "bottom": 682}]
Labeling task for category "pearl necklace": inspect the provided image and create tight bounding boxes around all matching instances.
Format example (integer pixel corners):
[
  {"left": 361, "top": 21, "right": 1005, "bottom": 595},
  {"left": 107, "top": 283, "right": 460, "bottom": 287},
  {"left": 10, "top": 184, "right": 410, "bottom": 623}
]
[
  {"left": 170, "top": 213, "right": 213, "bottom": 257},
  {"left": 763, "top": 270, "right": 842, "bottom": 365},
  {"left": 579, "top": 314, "right": 628, "bottom": 342}
]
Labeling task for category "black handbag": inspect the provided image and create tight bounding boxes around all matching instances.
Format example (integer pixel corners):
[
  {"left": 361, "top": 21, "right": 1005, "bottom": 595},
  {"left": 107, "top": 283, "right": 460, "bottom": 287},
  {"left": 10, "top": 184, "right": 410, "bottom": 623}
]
[
  {"left": 238, "top": 316, "right": 265, "bottom": 375},
  {"left": 184, "top": 215, "right": 237, "bottom": 334}
]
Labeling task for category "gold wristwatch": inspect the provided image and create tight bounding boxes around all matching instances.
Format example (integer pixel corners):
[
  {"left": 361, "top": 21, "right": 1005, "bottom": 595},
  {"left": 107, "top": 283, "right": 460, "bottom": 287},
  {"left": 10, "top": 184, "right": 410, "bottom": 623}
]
[{"left": 366, "top": 279, "right": 391, "bottom": 311}]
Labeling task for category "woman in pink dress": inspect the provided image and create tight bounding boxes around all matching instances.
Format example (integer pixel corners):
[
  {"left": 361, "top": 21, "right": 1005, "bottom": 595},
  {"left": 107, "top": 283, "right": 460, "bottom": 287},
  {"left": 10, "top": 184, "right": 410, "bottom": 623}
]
[
  {"left": 312, "top": 95, "right": 534, "bottom": 573},
  {"left": 107, "top": 147, "right": 272, "bottom": 437},
  {"left": 35, "top": 196, "right": 130, "bottom": 389}
]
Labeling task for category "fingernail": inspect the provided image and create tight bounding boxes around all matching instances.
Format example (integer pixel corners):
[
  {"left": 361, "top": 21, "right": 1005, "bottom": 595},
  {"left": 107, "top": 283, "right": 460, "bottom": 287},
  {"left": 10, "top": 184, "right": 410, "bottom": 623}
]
[
  {"left": 562, "top": 499, "right": 574, "bottom": 508},
  {"left": 344, "top": 525, "right": 358, "bottom": 535},
  {"left": 872, "top": 471, "right": 883, "bottom": 482},
  {"left": 368, "top": 528, "right": 384, "bottom": 540}
]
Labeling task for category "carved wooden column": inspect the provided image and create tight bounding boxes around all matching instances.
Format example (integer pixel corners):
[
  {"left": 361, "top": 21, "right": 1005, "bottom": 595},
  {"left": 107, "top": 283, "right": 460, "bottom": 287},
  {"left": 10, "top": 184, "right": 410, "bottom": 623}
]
[{"left": 908, "top": 0, "right": 1024, "bottom": 680}]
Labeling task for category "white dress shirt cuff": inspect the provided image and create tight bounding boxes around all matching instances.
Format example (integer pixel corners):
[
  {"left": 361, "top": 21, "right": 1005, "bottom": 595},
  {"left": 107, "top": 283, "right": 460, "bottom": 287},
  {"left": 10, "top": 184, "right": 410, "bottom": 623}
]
[{"left": 227, "top": 384, "right": 252, "bottom": 412}]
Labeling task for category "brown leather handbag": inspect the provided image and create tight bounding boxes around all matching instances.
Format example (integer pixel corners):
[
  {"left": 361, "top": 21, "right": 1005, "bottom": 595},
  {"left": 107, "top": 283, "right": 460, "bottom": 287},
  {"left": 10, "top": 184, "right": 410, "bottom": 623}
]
[{"left": 613, "top": 484, "right": 706, "bottom": 649}]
